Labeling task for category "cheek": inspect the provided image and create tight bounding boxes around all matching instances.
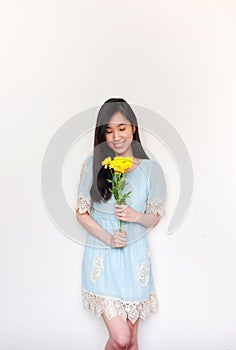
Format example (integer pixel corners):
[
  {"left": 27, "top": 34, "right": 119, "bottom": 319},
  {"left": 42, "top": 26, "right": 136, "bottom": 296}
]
[
  {"left": 104, "top": 134, "right": 112, "bottom": 142},
  {"left": 124, "top": 130, "right": 133, "bottom": 140}
]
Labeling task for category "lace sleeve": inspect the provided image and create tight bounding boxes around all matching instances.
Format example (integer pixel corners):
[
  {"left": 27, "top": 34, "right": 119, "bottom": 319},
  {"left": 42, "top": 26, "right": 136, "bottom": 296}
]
[
  {"left": 145, "top": 160, "right": 167, "bottom": 217},
  {"left": 76, "top": 155, "right": 93, "bottom": 215},
  {"left": 76, "top": 194, "right": 91, "bottom": 214},
  {"left": 146, "top": 198, "right": 166, "bottom": 216}
]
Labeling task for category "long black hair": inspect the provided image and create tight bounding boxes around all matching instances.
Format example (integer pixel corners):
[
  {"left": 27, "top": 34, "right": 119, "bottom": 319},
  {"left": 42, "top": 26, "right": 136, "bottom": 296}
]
[{"left": 90, "top": 98, "right": 149, "bottom": 202}]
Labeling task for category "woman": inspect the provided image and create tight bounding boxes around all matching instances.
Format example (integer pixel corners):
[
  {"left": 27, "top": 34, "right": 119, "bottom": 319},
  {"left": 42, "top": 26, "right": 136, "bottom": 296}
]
[{"left": 76, "top": 98, "right": 167, "bottom": 350}]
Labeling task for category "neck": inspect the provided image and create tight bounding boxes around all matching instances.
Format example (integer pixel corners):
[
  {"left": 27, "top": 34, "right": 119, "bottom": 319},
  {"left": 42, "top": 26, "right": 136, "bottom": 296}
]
[{"left": 115, "top": 151, "right": 134, "bottom": 158}]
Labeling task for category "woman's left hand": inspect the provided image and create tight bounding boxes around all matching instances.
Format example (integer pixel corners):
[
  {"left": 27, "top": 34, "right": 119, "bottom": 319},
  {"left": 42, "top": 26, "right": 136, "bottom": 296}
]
[{"left": 114, "top": 204, "right": 141, "bottom": 223}]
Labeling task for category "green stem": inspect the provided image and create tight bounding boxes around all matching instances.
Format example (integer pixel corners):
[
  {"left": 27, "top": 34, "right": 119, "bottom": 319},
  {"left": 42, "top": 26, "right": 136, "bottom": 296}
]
[{"left": 119, "top": 219, "right": 122, "bottom": 232}]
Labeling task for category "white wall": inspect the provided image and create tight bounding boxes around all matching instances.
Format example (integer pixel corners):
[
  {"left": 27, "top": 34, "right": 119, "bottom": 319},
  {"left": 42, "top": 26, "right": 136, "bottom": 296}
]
[{"left": 1, "top": 1, "right": 235, "bottom": 349}]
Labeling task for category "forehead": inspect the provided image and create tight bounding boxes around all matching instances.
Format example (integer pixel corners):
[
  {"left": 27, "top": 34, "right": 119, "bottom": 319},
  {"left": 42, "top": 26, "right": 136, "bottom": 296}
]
[{"left": 106, "top": 112, "right": 130, "bottom": 127}]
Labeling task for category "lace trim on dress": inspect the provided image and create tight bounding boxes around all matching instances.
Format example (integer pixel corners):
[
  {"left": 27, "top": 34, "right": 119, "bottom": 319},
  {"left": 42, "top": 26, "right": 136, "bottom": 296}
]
[
  {"left": 146, "top": 198, "right": 166, "bottom": 216},
  {"left": 82, "top": 289, "right": 158, "bottom": 324},
  {"left": 76, "top": 194, "right": 91, "bottom": 214}
]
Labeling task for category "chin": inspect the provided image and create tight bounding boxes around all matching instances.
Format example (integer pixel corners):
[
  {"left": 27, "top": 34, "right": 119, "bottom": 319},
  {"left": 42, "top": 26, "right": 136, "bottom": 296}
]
[
  {"left": 108, "top": 141, "right": 132, "bottom": 156},
  {"left": 114, "top": 148, "right": 132, "bottom": 157}
]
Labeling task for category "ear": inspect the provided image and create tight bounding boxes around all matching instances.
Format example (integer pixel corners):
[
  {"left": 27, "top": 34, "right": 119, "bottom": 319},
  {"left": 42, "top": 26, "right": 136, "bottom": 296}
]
[{"left": 132, "top": 125, "right": 136, "bottom": 134}]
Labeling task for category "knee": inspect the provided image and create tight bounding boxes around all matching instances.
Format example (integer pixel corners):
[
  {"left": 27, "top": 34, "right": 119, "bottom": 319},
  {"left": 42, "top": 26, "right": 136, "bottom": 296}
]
[{"left": 113, "top": 330, "right": 130, "bottom": 349}]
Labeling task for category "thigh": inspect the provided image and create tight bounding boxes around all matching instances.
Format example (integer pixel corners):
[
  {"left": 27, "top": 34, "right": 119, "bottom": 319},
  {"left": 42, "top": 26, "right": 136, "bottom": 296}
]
[{"left": 102, "top": 313, "right": 130, "bottom": 338}]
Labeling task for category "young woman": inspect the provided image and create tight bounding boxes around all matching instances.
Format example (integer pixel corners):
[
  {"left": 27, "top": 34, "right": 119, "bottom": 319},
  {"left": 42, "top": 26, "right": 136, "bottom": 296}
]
[{"left": 76, "top": 98, "right": 167, "bottom": 350}]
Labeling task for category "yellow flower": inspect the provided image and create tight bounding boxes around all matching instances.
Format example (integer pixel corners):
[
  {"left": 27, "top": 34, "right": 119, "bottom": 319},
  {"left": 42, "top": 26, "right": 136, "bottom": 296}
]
[
  {"left": 102, "top": 157, "right": 112, "bottom": 169},
  {"left": 101, "top": 156, "right": 133, "bottom": 173},
  {"left": 110, "top": 156, "right": 133, "bottom": 174}
]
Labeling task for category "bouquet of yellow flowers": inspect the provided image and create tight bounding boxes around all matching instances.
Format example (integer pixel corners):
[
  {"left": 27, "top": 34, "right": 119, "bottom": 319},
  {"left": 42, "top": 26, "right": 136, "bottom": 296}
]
[{"left": 102, "top": 156, "right": 133, "bottom": 232}]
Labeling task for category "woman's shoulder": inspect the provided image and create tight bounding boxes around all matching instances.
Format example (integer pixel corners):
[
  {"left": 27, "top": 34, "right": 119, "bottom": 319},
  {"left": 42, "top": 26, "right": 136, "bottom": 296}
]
[
  {"left": 141, "top": 158, "right": 164, "bottom": 174},
  {"left": 80, "top": 153, "right": 93, "bottom": 176},
  {"left": 83, "top": 153, "right": 93, "bottom": 165},
  {"left": 141, "top": 157, "right": 161, "bottom": 167}
]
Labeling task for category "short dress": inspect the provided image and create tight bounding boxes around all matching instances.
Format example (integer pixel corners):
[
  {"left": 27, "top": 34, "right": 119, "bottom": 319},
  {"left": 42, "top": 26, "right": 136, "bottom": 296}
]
[{"left": 75, "top": 154, "right": 167, "bottom": 324}]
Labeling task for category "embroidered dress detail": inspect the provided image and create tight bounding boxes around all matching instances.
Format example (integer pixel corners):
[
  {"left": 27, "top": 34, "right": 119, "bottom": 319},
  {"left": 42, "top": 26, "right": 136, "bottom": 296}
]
[
  {"left": 82, "top": 289, "right": 158, "bottom": 324},
  {"left": 146, "top": 198, "right": 166, "bottom": 216},
  {"left": 137, "top": 262, "right": 150, "bottom": 286},
  {"left": 76, "top": 194, "right": 91, "bottom": 214},
  {"left": 90, "top": 255, "right": 105, "bottom": 283}
]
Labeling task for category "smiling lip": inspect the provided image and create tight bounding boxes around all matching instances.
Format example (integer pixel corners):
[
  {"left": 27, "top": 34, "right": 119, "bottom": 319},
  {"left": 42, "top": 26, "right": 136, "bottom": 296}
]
[{"left": 113, "top": 142, "right": 124, "bottom": 148}]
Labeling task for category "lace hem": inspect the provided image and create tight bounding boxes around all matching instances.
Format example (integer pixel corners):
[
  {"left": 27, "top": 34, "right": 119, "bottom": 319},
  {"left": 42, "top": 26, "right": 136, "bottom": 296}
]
[
  {"left": 82, "top": 289, "right": 158, "bottom": 324},
  {"left": 146, "top": 198, "right": 166, "bottom": 216},
  {"left": 76, "top": 194, "right": 91, "bottom": 214}
]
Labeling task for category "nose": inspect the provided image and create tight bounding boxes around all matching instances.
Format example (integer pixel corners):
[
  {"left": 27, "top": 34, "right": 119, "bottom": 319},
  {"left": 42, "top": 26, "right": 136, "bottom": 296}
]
[{"left": 113, "top": 130, "right": 121, "bottom": 141}]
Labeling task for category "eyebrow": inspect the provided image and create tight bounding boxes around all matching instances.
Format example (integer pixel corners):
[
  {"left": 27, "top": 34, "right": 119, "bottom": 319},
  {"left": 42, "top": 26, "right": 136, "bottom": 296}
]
[{"left": 105, "top": 123, "right": 126, "bottom": 128}]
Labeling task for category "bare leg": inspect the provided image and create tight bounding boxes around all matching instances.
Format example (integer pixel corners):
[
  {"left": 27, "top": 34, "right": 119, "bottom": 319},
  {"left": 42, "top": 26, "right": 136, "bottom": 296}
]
[
  {"left": 127, "top": 318, "right": 139, "bottom": 350},
  {"left": 102, "top": 313, "right": 131, "bottom": 350}
]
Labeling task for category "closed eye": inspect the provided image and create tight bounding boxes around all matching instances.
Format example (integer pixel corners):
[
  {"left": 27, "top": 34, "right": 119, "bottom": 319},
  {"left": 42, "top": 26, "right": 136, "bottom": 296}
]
[{"left": 105, "top": 128, "right": 126, "bottom": 134}]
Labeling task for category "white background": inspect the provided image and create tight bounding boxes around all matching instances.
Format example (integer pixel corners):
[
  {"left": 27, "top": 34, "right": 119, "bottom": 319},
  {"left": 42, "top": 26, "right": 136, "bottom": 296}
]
[{"left": 1, "top": 1, "right": 236, "bottom": 349}]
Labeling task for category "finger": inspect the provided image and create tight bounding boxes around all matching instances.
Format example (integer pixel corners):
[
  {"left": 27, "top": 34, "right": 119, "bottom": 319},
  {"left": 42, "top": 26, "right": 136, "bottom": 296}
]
[
  {"left": 114, "top": 238, "right": 123, "bottom": 247},
  {"left": 117, "top": 243, "right": 125, "bottom": 248},
  {"left": 116, "top": 230, "right": 125, "bottom": 235},
  {"left": 114, "top": 231, "right": 124, "bottom": 237},
  {"left": 120, "top": 232, "right": 126, "bottom": 238},
  {"left": 114, "top": 207, "right": 124, "bottom": 213},
  {"left": 117, "top": 235, "right": 126, "bottom": 243},
  {"left": 113, "top": 236, "right": 125, "bottom": 245},
  {"left": 115, "top": 204, "right": 126, "bottom": 208},
  {"left": 115, "top": 205, "right": 127, "bottom": 212},
  {"left": 116, "top": 213, "right": 124, "bottom": 219},
  {"left": 117, "top": 216, "right": 126, "bottom": 221},
  {"left": 114, "top": 231, "right": 126, "bottom": 236},
  {"left": 116, "top": 234, "right": 126, "bottom": 242},
  {"left": 116, "top": 210, "right": 126, "bottom": 217}
]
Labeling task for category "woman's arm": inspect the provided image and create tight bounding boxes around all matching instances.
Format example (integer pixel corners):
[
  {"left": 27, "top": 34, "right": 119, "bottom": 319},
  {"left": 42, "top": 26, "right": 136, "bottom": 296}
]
[
  {"left": 76, "top": 210, "right": 127, "bottom": 247},
  {"left": 114, "top": 204, "right": 161, "bottom": 228},
  {"left": 136, "top": 212, "right": 161, "bottom": 228}
]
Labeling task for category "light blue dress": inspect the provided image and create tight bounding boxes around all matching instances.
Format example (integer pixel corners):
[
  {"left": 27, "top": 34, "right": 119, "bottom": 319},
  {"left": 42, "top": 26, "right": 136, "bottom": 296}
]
[{"left": 76, "top": 154, "right": 167, "bottom": 324}]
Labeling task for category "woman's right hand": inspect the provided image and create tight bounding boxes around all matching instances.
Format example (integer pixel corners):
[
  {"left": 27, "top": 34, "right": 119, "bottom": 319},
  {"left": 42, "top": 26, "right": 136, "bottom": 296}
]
[{"left": 109, "top": 230, "right": 127, "bottom": 248}]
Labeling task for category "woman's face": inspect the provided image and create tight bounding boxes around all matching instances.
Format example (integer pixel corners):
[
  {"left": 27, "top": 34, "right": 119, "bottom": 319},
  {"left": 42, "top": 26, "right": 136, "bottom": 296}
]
[{"left": 104, "top": 112, "right": 135, "bottom": 157}]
